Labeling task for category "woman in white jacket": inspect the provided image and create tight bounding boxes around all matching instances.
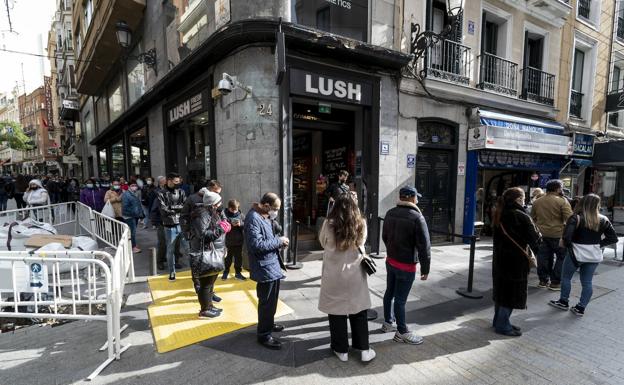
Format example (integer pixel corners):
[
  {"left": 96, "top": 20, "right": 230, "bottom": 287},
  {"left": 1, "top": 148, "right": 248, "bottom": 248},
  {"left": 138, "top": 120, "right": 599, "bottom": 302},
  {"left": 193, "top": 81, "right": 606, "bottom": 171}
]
[
  {"left": 318, "top": 193, "right": 375, "bottom": 363},
  {"left": 24, "top": 179, "right": 50, "bottom": 207}
]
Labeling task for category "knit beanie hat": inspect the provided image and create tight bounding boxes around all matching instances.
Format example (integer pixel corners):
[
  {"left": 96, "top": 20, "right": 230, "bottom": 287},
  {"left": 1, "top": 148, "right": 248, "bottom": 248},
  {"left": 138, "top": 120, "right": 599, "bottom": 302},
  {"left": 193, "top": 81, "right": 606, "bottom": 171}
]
[{"left": 203, "top": 191, "right": 222, "bottom": 206}]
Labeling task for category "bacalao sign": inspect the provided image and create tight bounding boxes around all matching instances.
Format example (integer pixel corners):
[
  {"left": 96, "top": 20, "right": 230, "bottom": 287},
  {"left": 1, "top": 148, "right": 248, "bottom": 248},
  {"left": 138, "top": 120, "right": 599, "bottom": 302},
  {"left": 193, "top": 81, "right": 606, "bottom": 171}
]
[{"left": 290, "top": 68, "right": 373, "bottom": 106}]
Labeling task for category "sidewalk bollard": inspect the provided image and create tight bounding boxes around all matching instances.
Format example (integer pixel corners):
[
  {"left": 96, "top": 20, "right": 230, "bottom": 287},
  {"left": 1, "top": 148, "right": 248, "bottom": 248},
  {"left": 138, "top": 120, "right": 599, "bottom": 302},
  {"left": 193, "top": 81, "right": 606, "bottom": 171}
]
[
  {"left": 456, "top": 235, "right": 484, "bottom": 299},
  {"left": 372, "top": 216, "right": 385, "bottom": 259},
  {"left": 286, "top": 221, "right": 303, "bottom": 270},
  {"left": 151, "top": 247, "right": 157, "bottom": 276}
]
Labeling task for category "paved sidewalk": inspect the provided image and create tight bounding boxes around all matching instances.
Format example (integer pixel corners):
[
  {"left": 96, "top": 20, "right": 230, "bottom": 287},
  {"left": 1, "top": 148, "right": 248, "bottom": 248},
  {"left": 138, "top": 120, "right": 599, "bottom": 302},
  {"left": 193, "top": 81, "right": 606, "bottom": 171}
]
[{"left": 1, "top": 228, "right": 623, "bottom": 385}]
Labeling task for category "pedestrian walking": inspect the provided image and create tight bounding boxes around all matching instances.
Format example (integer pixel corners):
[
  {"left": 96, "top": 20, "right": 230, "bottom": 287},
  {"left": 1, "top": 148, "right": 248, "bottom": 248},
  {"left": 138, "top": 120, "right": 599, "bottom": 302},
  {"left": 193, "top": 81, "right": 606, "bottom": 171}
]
[
  {"left": 150, "top": 176, "right": 167, "bottom": 270},
  {"left": 244, "top": 192, "right": 289, "bottom": 350},
  {"left": 549, "top": 194, "right": 618, "bottom": 316},
  {"left": 141, "top": 177, "right": 156, "bottom": 229},
  {"left": 531, "top": 179, "right": 573, "bottom": 290},
  {"left": 325, "top": 170, "right": 350, "bottom": 214},
  {"left": 223, "top": 199, "right": 246, "bottom": 281},
  {"left": 318, "top": 194, "right": 375, "bottom": 362},
  {"left": 492, "top": 187, "right": 541, "bottom": 336},
  {"left": 104, "top": 179, "right": 124, "bottom": 220},
  {"left": 381, "top": 186, "right": 431, "bottom": 345},
  {"left": 190, "top": 191, "right": 230, "bottom": 318},
  {"left": 122, "top": 182, "right": 144, "bottom": 253},
  {"left": 80, "top": 178, "right": 105, "bottom": 212},
  {"left": 13, "top": 174, "right": 28, "bottom": 209},
  {"left": 157, "top": 173, "right": 188, "bottom": 281}
]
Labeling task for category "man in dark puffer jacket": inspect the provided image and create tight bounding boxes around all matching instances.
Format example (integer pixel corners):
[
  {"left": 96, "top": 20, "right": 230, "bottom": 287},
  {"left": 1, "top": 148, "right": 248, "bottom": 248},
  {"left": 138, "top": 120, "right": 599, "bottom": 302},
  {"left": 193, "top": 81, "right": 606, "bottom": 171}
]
[{"left": 381, "top": 186, "right": 431, "bottom": 345}]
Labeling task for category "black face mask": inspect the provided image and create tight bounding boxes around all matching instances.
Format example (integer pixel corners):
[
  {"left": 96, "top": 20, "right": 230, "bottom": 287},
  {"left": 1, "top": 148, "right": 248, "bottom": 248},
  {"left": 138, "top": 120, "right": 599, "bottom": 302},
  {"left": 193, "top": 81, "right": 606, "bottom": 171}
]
[{"left": 174, "top": 183, "right": 182, "bottom": 188}]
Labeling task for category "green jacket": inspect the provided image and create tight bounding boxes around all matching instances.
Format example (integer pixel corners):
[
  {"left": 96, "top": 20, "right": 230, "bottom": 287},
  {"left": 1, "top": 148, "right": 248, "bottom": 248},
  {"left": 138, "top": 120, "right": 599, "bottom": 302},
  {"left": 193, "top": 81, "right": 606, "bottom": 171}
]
[{"left": 530, "top": 192, "right": 573, "bottom": 238}]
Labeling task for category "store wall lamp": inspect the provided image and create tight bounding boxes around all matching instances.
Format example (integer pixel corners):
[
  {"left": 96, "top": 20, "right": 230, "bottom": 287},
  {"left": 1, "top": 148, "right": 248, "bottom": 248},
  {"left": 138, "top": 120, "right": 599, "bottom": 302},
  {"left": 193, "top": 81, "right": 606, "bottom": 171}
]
[
  {"left": 406, "top": 0, "right": 464, "bottom": 78},
  {"left": 115, "top": 21, "right": 157, "bottom": 75}
]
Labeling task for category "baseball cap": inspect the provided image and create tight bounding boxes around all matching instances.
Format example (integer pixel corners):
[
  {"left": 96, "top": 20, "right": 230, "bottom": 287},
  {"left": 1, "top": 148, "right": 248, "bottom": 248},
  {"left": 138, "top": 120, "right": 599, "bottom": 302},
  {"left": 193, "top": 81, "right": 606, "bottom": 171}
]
[{"left": 399, "top": 186, "right": 422, "bottom": 198}]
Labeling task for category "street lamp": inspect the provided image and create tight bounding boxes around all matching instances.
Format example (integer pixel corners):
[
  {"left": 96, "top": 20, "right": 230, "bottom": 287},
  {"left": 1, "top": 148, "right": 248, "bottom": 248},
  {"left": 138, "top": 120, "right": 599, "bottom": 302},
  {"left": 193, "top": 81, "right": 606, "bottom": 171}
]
[
  {"left": 115, "top": 21, "right": 157, "bottom": 75},
  {"left": 406, "top": 0, "right": 464, "bottom": 78}
]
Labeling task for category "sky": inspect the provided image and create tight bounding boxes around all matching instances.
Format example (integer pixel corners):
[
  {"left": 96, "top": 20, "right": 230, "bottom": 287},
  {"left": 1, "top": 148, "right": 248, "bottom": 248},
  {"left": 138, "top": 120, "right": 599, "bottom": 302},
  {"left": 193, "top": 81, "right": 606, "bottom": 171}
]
[{"left": 0, "top": 0, "right": 57, "bottom": 97}]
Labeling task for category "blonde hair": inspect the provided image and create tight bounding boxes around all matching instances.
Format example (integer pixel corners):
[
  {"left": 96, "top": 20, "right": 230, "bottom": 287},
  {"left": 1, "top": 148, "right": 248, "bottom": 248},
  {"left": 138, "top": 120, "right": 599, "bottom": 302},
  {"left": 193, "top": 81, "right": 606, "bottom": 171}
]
[{"left": 575, "top": 194, "right": 601, "bottom": 232}]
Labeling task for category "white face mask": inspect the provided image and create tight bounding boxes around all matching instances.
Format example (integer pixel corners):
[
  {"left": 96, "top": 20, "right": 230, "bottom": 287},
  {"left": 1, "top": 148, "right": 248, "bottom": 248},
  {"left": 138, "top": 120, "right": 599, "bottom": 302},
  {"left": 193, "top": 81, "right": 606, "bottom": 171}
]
[{"left": 268, "top": 210, "right": 278, "bottom": 220}]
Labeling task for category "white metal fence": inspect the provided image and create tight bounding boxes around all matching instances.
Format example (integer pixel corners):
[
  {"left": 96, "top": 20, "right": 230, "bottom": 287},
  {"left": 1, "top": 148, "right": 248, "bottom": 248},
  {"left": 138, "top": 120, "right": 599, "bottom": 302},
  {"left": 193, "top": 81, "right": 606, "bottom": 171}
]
[{"left": 0, "top": 202, "right": 134, "bottom": 380}]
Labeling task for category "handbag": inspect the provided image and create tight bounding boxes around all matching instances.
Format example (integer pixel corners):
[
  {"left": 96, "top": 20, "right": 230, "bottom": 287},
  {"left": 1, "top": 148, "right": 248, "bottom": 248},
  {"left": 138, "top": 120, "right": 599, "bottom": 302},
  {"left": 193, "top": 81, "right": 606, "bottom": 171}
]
[
  {"left": 102, "top": 201, "right": 115, "bottom": 218},
  {"left": 189, "top": 237, "right": 225, "bottom": 277},
  {"left": 500, "top": 224, "right": 538, "bottom": 268},
  {"left": 358, "top": 246, "right": 377, "bottom": 276}
]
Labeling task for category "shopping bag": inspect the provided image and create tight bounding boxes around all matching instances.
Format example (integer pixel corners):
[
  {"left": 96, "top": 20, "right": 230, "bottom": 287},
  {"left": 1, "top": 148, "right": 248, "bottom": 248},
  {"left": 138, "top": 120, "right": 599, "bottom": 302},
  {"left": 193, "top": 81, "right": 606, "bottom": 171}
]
[{"left": 102, "top": 201, "right": 115, "bottom": 218}]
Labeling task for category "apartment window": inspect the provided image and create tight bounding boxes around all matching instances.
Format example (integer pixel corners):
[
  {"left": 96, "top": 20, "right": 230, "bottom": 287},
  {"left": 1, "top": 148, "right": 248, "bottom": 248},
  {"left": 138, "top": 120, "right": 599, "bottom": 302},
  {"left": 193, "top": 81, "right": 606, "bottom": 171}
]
[
  {"left": 479, "top": 7, "right": 516, "bottom": 96},
  {"left": 66, "top": 23, "right": 73, "bottom": 50},
  {"left": 618, "top": 3, "right": 624, "bottom": 40},
  {"left": 292, "top": 0, "right": 369, "bottom": 42},
  {"left": 75, "top": 31, "right": 81, "bottom": 54},
  {"left": 609, "top": 66, "right": 623, "bottom": 127},
  {"left": 126, "top": 43, "right": 146, "bottom": 106},
  {"left": 84, "top": 111, "right": 94, "bottom": 142},
  {"left": 570, "top": 49, "right": 585, "bottom": 118},
  {"left": 98, "top": 148, "right": 108, "bottom": 175},
  {"left": 107, "top": 76, "right": 124, "bottom": 122},
  {"left": 83, "top": 0, "right": 93, "bottom": 32},
  {"left": 95, "top": 95, "right": 108, "bottom": 132},
  {"left": 111, "top": 139, "right": 125, "bottom": 178},
  {"left": 577, "top": 0, "right": 600, "bottom": 26}
]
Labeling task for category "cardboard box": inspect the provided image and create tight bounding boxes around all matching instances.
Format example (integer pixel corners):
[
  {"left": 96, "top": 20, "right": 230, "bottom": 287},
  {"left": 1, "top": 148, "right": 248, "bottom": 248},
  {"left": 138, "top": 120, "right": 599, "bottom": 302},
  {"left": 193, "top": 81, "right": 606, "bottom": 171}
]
[{"left": 24, "top": 234, "right": 73, "bottom": 248}]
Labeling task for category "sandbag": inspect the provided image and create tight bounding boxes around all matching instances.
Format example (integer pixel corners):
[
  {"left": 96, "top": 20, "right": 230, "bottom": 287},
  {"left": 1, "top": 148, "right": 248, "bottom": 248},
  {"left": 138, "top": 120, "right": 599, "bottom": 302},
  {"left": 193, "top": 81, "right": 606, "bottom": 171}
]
[{"left": 71, "top": 236, "right": 98, "bottom": 251}]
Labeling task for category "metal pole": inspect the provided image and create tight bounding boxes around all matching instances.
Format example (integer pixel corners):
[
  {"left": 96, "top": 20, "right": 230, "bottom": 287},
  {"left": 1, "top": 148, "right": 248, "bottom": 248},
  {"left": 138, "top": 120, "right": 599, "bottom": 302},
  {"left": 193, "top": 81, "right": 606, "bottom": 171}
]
[
  {"left": 456, "top": 235, "right": 483, "bottom": 299},
  {"left": 372, "top": 216, "right": 384, "bottom": 259},
  {"left": 286, "top": 221, "right": 302, "bottom": 270}
]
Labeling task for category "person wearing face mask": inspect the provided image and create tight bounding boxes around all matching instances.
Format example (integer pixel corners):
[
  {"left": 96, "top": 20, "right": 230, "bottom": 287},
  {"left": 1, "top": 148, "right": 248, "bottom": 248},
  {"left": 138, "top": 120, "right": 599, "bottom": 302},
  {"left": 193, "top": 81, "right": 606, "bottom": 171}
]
[
  {"left": 122, "top": 183, "right": 144, "bottom": 253},
  {"left": 190, "top": 191, "right": 231, "bottom": 318},
  {"left": 24, "top": 179, "right": 50, "bottom": 207},
  {"left": 104, "top": 179, "right": 124, "bottom": 220},
  {"left": 326, "top": 170, "right": 350, "bottom": 214},
  {"left": 244, "top": 192, "right": 290, "bottom": 350},
  {"left": 141, "top": 176, "right": 156, "bottom": 229},
  {"left": 157, "top": 173, "right": 188, "bottom": 281},
  {"left": 150, "top": 176, "right": 168, "bottom": 269},
  {"left": 119, "top": 177, "right": 129, "bottom": 191},
  {"left": 80, "top": 178, "right": 105, "bottom": 212}
]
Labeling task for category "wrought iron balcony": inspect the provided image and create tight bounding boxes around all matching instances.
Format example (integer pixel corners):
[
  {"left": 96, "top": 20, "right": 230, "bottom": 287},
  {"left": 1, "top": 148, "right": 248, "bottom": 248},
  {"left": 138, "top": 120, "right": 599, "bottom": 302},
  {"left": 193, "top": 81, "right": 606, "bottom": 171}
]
[
  {"left": 520, "top": 67, "right": 556, "bottom": 106},
  {"left": 617, "top": 17, "right": 624, "bottom": 40},
  {"left": 578, "top": 0, "right": 590, "bottom": 19},
  {"left": 423, "top": 38, "right": 471, "bottom": 85},
  {"left": 478, "top": 52, "right": 518, "bottom": 96},
  {"left": 570, "top": 90, "right": 584, "bottom": 118}
]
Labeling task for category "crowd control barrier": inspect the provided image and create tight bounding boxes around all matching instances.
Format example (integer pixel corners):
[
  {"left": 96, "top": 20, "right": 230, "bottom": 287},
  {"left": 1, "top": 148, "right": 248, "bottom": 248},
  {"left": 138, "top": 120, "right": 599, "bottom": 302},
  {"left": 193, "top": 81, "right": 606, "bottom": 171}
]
[{"left": 0, "top": 202, "right": 135, "bottom": 380}]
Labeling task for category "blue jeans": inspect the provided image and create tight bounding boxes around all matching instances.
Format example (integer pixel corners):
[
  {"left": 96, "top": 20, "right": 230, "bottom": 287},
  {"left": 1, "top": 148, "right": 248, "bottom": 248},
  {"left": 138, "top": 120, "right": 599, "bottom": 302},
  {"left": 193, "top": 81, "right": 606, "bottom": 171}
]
[
  {"left": 142, "top": 205, "right": 150, "bottom": 226},
  {"left": 124, "top": 217, "right": 137, "bottom": 247},
  {"left": 493, "top": 304, "right": 514, "bottom": 333},
  {"left": 537, "top": 237, "right": 566, "bottom": 284},
  {"left": 383, "top": 262, "right": 416, "bottom": 334},
  {"left": 560, "top": 255, "right": 599, "bottom": 308},
  {"left": 164, "top": 225, "right": 188, "bottom": 274},
  {"left": 0, "top": 194, "right": 7, "bottom": 211}
]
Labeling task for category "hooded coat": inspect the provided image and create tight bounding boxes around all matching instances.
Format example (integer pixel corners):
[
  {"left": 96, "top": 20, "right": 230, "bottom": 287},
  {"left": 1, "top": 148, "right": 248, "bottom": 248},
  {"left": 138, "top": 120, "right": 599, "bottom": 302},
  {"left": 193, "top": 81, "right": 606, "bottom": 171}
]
[
  {"left": 492, "top": 202, "right": 541, "bottom": 309},
  {"left": 24, "top": 179, "right": 50, "bottom": 206}
]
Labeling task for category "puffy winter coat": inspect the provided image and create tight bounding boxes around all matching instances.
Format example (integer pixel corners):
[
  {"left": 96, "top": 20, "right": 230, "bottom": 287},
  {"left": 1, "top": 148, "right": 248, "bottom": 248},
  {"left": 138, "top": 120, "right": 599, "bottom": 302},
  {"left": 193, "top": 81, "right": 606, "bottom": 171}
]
[
  {"left": 80, "top": 187, "right": 105, "bottom": 211},
  {"left": 493, "top": 202, "right": 541, "bottom": 309},
  {"left": 24, "top": 179, "right": 50, "bottom": 206},
  {"left": 189, "top": 205, "right": 226, "bottom": 277},
  {"left": 225, "top": 209, "right": 245, "bottom": 247}
]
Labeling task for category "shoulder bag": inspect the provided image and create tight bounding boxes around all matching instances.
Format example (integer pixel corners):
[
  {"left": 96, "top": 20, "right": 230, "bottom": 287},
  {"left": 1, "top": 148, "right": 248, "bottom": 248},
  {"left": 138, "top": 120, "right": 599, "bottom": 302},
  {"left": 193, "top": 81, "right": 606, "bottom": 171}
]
[
  {"left": 499, "top": 223, "right": 538, "bottom": 268},
  {"left": 358, "top": 246, "right": 377, "bottom": 276},
  {"left": 189, "top": 234, "right": 225, "bottom": 277}
]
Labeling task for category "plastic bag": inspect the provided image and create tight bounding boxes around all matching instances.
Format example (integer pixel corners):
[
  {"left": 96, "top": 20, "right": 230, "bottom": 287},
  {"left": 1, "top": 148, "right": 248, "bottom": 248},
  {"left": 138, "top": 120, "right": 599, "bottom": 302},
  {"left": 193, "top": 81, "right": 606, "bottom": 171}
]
[
  {"left": 71, "top": 236, "right": 98, "bottom": 251},
  {"left": 102, "top": 201, "right": 115, "bottom": 218}
]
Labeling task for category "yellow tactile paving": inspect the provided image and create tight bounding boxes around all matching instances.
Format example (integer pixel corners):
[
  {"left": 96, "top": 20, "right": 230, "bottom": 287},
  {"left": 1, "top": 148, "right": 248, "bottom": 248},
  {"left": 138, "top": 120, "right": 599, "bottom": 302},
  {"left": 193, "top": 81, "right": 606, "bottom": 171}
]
[{"left": 147, "top": 270, "right": 294, "bottom": 353}]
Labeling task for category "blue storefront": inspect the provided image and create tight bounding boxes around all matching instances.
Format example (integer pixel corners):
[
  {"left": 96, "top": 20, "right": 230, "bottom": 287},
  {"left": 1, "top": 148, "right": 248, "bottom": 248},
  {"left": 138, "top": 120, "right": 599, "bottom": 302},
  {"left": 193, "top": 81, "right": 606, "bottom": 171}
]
[{"left": 462, "top": 109, "right": 574, "bottom": 238}]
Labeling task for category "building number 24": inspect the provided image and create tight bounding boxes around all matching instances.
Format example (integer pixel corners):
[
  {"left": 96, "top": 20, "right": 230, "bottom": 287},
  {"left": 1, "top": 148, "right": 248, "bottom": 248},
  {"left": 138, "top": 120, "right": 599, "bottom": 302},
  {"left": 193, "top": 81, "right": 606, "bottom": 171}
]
[{"left": 257, "top": 103, "right": 273, "bottom": 116}]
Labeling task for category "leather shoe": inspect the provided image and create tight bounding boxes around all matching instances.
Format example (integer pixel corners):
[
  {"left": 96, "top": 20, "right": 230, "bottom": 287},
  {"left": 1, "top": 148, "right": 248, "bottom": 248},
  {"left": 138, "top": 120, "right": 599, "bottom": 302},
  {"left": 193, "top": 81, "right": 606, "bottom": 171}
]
[
  {"left": 258, "top": 336, "right": 282, "bottom": 350},
  {"left": 496, "top": 329, "right": 522, "bottom": 337},
  {"left": 212, "top": 294, "right": 222, "bottom": 302},
  {"left": 272, "top": 324, "right": 285, "bottom": 333}
]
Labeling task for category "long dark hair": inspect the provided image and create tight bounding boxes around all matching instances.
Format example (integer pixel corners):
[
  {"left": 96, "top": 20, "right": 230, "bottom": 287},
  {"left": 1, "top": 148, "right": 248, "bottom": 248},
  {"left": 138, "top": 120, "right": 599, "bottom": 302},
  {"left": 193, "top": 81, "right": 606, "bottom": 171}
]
[
  {"left": 492, "top": 187, "right": 525, "bottom": 228},
  {"left": 326, "top": 194, "right": 365, "bottom": 251}
]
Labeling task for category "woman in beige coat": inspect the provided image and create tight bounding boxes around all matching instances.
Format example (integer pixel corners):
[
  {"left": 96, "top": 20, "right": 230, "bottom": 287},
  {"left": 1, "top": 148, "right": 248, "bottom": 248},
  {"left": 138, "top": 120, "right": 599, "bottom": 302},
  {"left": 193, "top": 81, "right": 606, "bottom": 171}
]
[
  {"left": 103, "top": 179, "right": 123, "bottom": 220},
  {"left": 318, "top": 194, "right": 374, "bottom": 363}
]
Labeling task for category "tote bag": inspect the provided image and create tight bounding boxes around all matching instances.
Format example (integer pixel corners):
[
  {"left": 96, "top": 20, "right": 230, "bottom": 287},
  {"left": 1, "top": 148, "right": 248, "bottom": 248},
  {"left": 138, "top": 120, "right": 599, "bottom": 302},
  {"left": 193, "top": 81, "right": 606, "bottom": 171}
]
[
  {"left": 101, "top": 201, "right": 115, "bottom": 218},
  {"left": 189, "top": 238, "right": 225, "bottom": 276}
]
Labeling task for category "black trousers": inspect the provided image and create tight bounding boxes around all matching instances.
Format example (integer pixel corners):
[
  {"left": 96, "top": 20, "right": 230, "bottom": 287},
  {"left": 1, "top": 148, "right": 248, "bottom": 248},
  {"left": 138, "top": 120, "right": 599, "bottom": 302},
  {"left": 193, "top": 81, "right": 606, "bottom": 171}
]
[
  {"left": 156, "top": 225, "right": 167, "bottom": 264},
  {"left": 193, "top": 275, "right": 218, "bottom": 311},
  {"left": 256, "top": 279, "right": 280, "bottom": 338},
  {"left": 328, "top": 310, "right": 369, "bottom": 353},
  {"left": 225, "top": 245, "right": 243, "bottom": 275}
]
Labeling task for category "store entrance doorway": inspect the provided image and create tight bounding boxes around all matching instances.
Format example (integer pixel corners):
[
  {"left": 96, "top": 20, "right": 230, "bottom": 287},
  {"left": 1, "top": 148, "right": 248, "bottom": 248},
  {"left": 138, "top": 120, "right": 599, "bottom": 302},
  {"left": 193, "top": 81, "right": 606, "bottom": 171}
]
[{"left": 291, "top": 101, "right": 362, "bottom": 250}]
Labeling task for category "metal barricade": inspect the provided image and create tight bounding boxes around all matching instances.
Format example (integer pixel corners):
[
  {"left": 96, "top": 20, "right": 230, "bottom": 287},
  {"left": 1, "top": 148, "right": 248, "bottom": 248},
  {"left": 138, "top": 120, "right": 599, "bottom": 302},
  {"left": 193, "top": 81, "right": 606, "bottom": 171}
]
[
  {"left": 90, "top": 210, "right": 135, "bottom": 283},
  {"left": 0, "top": 202, "right": 78, "bottom": 228},
  {"left": 0, "top": 251, "right": 129, "bottom": 380}
]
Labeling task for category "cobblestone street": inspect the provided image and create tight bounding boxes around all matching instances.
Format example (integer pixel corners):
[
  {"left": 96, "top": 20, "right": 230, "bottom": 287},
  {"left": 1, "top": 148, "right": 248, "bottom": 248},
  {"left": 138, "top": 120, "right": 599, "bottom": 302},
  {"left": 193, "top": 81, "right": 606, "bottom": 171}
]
[{"left": 1, "top": 226, "right": 623, "bottom": 385}]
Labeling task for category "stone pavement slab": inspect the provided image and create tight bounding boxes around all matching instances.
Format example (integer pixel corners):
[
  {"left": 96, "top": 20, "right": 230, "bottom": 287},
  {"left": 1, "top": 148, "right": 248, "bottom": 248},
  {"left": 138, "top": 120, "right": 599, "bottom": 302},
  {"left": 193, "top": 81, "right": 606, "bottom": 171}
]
[{"left": 1, "top": 234, "right": 623, "bottom": 385}]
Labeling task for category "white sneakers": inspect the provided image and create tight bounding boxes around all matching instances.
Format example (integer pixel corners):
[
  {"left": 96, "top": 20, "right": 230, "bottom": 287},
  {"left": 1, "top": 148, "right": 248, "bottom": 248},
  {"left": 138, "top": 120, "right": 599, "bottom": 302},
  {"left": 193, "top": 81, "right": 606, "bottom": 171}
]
[
  {"left": 393, "top": 331, "right": 424, "bottom": 345},
  {"left": 361, "top": 348, "right": 376, "bottom": 362},
  {"left": 333, "top": 348, "right": 376, "bottom": 362}
]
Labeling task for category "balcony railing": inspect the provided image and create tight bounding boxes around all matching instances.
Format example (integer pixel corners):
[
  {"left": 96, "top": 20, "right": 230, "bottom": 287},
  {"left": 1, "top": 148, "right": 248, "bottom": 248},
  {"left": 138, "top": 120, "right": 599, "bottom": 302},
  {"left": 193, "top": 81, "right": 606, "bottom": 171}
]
[
  {"left": 520, "top": 67, "right": 556, "bottom": 106},
  {"left": 570, "top": 90, "right": 584, "bottom": 118},
  {"left": 424, "top": 39, "right": 471, "bottom": 86},
  {"left": 578, "top": 0, "right": 590, "bottom": 19},
  {"left": 617, "top": 17, "right": 624, "bottom": 40},
  {"left": 478, "top": 52, "right": 518, "bottom": 96}
]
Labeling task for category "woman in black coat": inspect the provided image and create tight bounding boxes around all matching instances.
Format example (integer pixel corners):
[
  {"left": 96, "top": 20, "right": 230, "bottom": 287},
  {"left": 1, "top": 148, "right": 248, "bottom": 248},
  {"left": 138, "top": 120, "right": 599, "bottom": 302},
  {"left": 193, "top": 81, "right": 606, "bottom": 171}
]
[
  {"left": 189, "top": 191, "right": 231, "bottom": 318},
  {"left": 492, "top": 187, "right": 541, "bottom": 336}
]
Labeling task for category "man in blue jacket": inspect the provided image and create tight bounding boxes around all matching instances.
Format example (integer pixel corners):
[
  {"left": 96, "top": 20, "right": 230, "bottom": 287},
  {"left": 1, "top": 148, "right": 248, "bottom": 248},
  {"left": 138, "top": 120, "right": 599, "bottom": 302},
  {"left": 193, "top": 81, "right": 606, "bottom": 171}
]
[{"left": 244, "top": 192, "right": 289, "bottom": 350}]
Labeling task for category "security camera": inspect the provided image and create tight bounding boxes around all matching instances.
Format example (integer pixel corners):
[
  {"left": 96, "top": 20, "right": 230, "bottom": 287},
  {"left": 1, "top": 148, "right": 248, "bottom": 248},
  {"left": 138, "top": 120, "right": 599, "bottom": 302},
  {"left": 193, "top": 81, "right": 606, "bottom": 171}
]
[{"left": 217, "top": 76, "right": 233, "bottom": 95}]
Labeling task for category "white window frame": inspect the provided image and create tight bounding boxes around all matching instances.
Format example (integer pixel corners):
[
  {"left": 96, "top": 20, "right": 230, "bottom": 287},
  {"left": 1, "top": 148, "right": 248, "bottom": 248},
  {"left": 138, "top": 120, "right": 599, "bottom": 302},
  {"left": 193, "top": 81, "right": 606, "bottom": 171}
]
[
  {"left": 568, "top": 31, "right": 597, "bottom": 124},
  {"left": 615, "top": 0, "right": 624, "bottom": 46},
  {"left": 576, "top": 0, "right": 600, "bottom": 30}
]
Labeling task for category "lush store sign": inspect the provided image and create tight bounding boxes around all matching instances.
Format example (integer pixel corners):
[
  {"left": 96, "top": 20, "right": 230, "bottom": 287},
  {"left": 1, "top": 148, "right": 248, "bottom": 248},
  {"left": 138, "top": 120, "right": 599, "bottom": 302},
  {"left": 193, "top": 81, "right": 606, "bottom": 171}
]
[
  {"left": 290, "top": 68, "right": 373, "bottom": 106},
  {"left": 167, "top": 91, "right": 206, "bottom": 125}
]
